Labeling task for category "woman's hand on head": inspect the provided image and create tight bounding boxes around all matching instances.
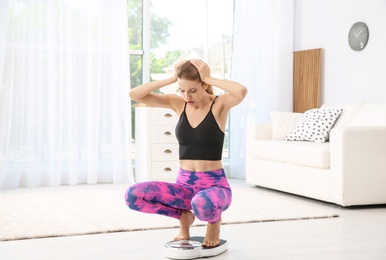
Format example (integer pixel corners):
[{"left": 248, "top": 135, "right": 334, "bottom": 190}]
[{"left": 190, "top": 59, "right": 211, "bottom": 83}]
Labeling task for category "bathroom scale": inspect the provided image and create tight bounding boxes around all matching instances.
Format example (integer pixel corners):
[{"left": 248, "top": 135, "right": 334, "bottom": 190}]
[{"left": 164, "top": 236, "right": 228, "bottom": 259}]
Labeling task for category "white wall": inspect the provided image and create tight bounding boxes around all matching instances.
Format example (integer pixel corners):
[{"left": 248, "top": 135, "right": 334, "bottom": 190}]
[{"left": 294, "top": 0, "right": 386, "bottom": 104}]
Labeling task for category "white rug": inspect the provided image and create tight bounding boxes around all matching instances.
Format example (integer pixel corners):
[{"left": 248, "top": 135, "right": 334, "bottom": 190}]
[{"left": 0, "top": 180, "right": 338, "bottom": 241}]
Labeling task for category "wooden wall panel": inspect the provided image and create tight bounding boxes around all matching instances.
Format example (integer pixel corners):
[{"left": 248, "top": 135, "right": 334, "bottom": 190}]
[{"left": 293, "top": 48, "right": 322, "bottom": 113}]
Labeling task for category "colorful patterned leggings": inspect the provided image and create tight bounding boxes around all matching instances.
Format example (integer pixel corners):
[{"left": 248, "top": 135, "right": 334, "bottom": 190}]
[{"left": 125, "top": 168, "right": 232, "bottom": 224}]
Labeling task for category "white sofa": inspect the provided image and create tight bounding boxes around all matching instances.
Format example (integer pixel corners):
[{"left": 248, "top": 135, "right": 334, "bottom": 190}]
[{"left": 246, "top": 103, "right": 386, "bottom": 207}]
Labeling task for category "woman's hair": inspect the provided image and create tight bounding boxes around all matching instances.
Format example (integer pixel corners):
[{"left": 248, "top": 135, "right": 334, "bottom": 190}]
[{"left": 177, "top": 61, "right": 213, "bottom": 94}]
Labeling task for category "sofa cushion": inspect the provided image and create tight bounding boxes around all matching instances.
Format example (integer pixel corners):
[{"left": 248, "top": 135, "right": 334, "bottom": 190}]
[
  {"left": 270, "top": 111, "right": 303, "bottom": 140},
  {"left": 285, "top": 108, "right": 342, "bottom": 143},
  {"left": 251, "top": 140, "right": 330, "bottom": 169}
]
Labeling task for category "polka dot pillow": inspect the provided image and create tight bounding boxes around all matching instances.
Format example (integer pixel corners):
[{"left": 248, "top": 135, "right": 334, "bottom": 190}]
[{"left": 285, "top": 108, "right": 343, "bottom": 143}]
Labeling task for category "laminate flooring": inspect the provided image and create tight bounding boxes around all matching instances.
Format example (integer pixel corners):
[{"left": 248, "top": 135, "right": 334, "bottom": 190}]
[{"left": 1, "top": 180, "right": 386, "bottom": 260}]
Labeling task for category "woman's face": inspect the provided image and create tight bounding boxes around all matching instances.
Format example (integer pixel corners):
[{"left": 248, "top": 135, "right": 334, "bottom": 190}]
[{"left": 178, "top": 78, "right": 206, "bottom": 106}]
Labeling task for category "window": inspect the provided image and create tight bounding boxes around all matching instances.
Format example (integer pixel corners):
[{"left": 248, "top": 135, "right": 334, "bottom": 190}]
[{"left": 128, "top": 0, "right": 234, "bottom": 160}]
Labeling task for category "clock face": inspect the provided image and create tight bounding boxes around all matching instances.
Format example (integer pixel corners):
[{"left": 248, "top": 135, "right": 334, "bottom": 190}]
[{"left": 348, "top": 22, "right": 369, "bottom": 51}]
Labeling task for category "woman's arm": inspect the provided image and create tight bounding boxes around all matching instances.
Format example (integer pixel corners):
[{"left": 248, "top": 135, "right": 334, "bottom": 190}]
[
  {"left": 128, "top": 62, "right": 185, "bottom": 110},
  {"left": 128, "top": 76, "right": 177, "bottom": 108}
]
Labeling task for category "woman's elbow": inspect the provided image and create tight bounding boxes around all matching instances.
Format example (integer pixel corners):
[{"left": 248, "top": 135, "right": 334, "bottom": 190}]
[
  {"left": 128, "top": 89, "right": 139, "bottom": 102},
  {"left": 240, "top": 85, "right": 248, "bottom": 100}
]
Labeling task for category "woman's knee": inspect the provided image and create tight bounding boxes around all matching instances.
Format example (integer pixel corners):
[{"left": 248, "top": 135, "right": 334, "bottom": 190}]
[
  {"left": 124, "top": 181, "right": 174, "bottom": 211},
  {"left": 125, "top": 183, "right": 148, "bottom": 211},
  {"left": 191, "top": 192, "right": 221, "bottom": 222},
  {"left": 191, "top": 194, "right": 210, "bottom": 220},
  {"left": 125, "top": 185, "right": 137, "bottom": 210},
  {"left": 191, "top": 188, "right": 231, "bottom": 222}
]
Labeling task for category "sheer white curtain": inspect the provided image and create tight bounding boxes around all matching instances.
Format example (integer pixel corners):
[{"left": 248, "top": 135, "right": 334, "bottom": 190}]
[
  {"left": 230, "top": 0, "right": 294, "bottom": 178},
  {"left": 0, "top": 0, "right": 134, "bottom": 189}
]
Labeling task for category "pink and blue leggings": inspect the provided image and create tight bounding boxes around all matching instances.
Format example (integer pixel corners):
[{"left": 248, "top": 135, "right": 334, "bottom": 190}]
[{"left": 125, "top": 168, "right": 232, "bottom": 224}]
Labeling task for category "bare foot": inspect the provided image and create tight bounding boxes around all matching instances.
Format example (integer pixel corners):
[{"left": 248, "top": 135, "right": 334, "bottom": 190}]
[
  {"left": 173, "top": 210, "right": 195, "bottom": 241},
  {"left": 202, "top": 218, "right": 222, "bottom": 247}
]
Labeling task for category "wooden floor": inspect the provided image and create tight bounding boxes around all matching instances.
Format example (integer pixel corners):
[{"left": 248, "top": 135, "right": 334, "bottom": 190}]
[{"left": 1, "top": 181, "right": 386, "bottom": 260}]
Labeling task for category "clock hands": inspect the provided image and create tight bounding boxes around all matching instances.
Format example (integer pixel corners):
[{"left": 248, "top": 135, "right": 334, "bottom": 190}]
[{"left": 353, "top": 29, "right": 363, "bottom": 38}]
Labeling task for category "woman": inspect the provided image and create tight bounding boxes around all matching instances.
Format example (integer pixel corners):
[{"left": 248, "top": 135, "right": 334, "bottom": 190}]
[{"left": 125, "top": 59, "right": 247, "bottom": 247}]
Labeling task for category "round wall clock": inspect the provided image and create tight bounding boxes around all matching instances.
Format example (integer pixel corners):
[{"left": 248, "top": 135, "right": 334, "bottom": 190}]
[{"left": 348, "top": 22, "right": 369, "bottom": 51}]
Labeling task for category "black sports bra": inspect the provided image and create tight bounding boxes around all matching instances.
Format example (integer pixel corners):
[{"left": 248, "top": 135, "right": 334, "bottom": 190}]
[{"left": 175, "top": 96, "right": 224, "bottom": 160}]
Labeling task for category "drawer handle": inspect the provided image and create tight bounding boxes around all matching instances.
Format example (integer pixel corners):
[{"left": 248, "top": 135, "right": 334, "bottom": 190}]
[
  {"left": 164, "top": 113, "right": 172, "bottom": 118},
  {"left": 163, "top": 167, "right": 172, "bottom": 172},
  {"left": 164, "top": 131, "right": 171, "bottom": 136},
  {"left": 164, "top": 149, "right": 172, "bottom": 154}
]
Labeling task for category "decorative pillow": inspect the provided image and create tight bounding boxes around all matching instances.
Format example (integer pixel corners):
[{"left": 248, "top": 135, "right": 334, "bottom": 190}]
[
  {"left": 285, "top": 108, "right": 343, "bottom": 143},
  {"left": 270, "top": 111, "right": 303, "bottom": 140}
]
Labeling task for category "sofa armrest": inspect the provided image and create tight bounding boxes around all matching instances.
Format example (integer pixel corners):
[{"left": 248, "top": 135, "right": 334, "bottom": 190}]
[{"left": 330, "top": 126, "right": 386, "bottom": 206}]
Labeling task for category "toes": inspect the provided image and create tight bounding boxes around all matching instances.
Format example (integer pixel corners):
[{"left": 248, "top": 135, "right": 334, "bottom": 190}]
[{"left": 202, "top": 240, "right": 218, "bottom": 247}]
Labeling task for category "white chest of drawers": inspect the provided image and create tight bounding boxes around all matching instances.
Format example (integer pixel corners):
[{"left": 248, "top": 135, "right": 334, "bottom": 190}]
[{"left": 135, "top": 105, "right": 180, "bottom": 182}]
